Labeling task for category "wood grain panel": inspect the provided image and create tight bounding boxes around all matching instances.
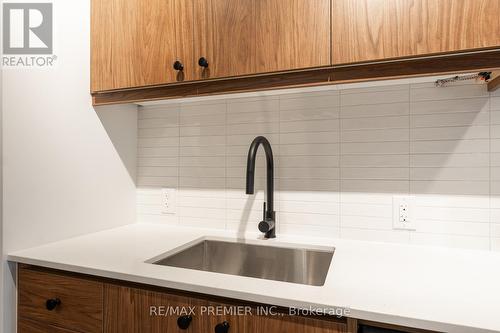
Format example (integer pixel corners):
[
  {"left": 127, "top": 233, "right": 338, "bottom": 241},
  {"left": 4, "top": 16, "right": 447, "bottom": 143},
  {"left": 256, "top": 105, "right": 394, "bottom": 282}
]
[
  {"left": 91, "top": 0, "right": 194, "bottom": 92},
  {"left": 18, "top": 318, "right": 81, "bottom": 333},
  {"left": 18, "top": 267, "right": 103, "bottom": 333},
  {"left": 410, "top": 0, "right": 500, "bottom": 55},
  {"left": 104, "top": 284, "right": 203, "bottom": 333},
  {"left": 332, "top": 0, "right": 412, "bottom": 64},
  {"left": 194, "top": 0, "right": 256, "bottom": 79},
  {"left": 256, "top": 0, "right": 331, "bottom": 72},
  {"left": 332, "top": 0, "right": 500, "bottom": 64}
]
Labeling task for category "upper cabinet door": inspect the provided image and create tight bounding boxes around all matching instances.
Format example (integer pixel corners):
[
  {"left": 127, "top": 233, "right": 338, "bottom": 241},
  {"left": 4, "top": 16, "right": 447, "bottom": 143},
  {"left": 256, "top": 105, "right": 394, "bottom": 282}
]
[
  {"left": 193, "top": 0, "right": 331, "bottom": 79},
  {"left": 193, "top": 0, "right": 256, "bottom": 79},
  {"left": 332, "top": 0, "right": 500, "bottom": 65},
  {"left": 255, "top": 0, "right": 331, "bottom": 73},
  {"left": 91, "top": 0, "right": 194, "bottom": 92}
]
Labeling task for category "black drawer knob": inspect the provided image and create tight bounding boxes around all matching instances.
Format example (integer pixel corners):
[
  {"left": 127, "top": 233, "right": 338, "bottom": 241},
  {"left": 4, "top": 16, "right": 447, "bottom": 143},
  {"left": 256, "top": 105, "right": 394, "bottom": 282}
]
[
  {"left": 173, "top": 61, "right": 184, "bottom": 71},
  {"left": 215, "top": 321, "right": 230, "bottom": 333},
  {"left": 198, "top": 57, "right": 209, "bottom": 68},
  {"left": 177, "top": 315, "right": 192, "bottom": 330},
  {"left": 46, "top": 298, "right": 61, "bottom": 311}
]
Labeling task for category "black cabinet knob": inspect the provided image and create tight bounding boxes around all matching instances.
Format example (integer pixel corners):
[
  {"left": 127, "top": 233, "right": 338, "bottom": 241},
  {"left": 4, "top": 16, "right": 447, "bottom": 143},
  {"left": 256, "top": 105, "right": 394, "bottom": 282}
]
[
  {"left": 198, "top": 57, "right": 209, "bottom": 68},
  {"left": 173, "top": 61, "right": 184, "bottom": 71},
  {"left": 45, "top": 298, "right": 61, "bottom": 311},
  {"left": 214, "top": 321, "right": 230, "bottom": 333},
  {"left": 177, "top": 315, "right": 192, "bottom": 329}
]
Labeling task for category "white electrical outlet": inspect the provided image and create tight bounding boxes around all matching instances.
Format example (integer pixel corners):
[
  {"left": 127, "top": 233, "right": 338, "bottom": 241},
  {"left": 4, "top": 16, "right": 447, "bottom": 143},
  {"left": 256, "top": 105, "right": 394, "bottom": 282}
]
[
  {"left": 161, "top": 188, "right": 176, "bottom": 214},
  {"left": 393, "top": 196, "right": 416, "bottom": 230}
]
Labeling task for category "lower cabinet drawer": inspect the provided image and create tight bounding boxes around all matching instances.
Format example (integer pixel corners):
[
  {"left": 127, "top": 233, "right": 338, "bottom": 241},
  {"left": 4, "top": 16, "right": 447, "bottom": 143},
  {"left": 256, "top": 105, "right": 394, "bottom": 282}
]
[
  {"left": 18, "top": 318, "right": 82, "bottom": 333},
  {"left": 18, "top": 266, "right": 103, "bottom": 333}
]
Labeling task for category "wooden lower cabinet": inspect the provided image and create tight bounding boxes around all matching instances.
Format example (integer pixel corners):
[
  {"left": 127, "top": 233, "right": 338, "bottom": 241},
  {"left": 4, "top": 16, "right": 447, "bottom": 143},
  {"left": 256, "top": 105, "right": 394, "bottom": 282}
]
[
  {"left": 18, "top": 318, "right": 81, "bottom": 333},
  {"left": 104, "top": 284, "right": 204, "bottom": 333},
  {"left": 17, "top": 265, "right": 436, "bottom": 333},
  {"left": 104, "top": 285, "right": 347, "bottom": 333}
]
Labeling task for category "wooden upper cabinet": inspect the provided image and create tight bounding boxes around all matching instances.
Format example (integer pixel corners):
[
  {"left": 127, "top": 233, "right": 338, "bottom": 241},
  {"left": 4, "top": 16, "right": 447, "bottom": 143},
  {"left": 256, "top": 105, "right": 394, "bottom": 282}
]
[
  {"left": 332, "top": 0, "right": 500, "bottom": 65},
  {"left": 193, "top": 0, "right": 256, "bottom": 79},
  {"left": 193, "top": 0, "right": 331, "bottom": 79},
  {"left": 91, "top": 0, "right": 194, "bottom": 92},
  {"left": 255, "top": 0, "right": 331, "bottom": 73}
]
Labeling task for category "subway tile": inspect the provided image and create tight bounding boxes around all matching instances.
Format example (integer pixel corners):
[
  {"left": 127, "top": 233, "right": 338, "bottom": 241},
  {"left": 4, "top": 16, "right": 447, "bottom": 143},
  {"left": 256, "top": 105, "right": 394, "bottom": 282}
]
[
  {"left": 341, "top": 215, "right": 393, "bottom": 230},
  {"left": 137, "top": 156, "right": 179, "bottom": 167},
  {"left": 279, "top": 167, "right": 339, "bottom": 179},
  {"left": 410, "top": 112, "right": 489, "bottom": 128},
  {"left": 280, "top": 200, "right": 340, "bottom": 215},
  {"left": 342, "top": 142, "right": 409, "bottom": 155},
  {"left": 280, "top": 119, "right": 339, "bottom": 133},
  {"left": 227, "top": 122, "right": 279, "bottom": 135},
  {"left": 138, "top": 137, "right": 180, "bottom": 147},
  {"left": 341, "top": 89, "right": 409, "bottom": 106},
  {"left": 416, "top": 220, "right": 489, "bottom": 237},
  {"left": 138, "top": 166, "right": 178, "bottom": 177},
  {"left": 139, "top": 104, "right": 180, "bottom": 119},
  {"left": 139, "top": 117, "right": 179, "bottom": 129},
  {"left": 410, "top": 153, "right": 489, "bottom": 167},
  {"left": 280, "top": 107, "right": 340, "bottom": 122},
  {"left": 341, "top": 180, "right": 409, "bottom": 193},
  {"left": 410, "top": 139, "right": 489, "bottom": 154},
  {"left": 280, "top": 93, "right": 340, "bottom": 111},
  {"left": 341, "top": 103, "right": 409, "bottom": 119},
  {"left": 280, "top": 131, "right": 339, "bottom": 144},
  {"left": 280, "top": 143, "right": 339, "bottom": 156},
  {"left": 180, "top": 135, "right": 225, "bottom": 147},
  {"left": 410, "top": 126, "right": 489, "bottom": 141},
  {"left": 410, "top": 97, "right": 489, "bottom": 115},
  {"left": 137, "top": 176, "right": 178, "bottom": 187},
  {"left": 279, "top": 155, "right": 339, "bottom": 168},
  {"left": 278, "top": 224, "right": 340, "bottom": 239},
  {"left": 410, "top": 84, "right": 488, "bottom": 101},
  {"left": 180, "top": 167, "right": 225, "bottom": 178},
  {"left": 180, "top": 125, "right": 226, "bottom": 137},
  {"left": 342, "top": 167, "right": 408, "bottom": 180},
  {"left": 341, "top": 116, "right": 409, "bottom": 131},
  {"left": 410, "top": 167, "right": 489, "bottom": 181},
  {"left": 414, "top": 194, "right": 489, "bottom": 209},
  {"left": 227, "top": 97, "right": 279, "bottom": 113},
  {"left": 342, "top": 128, "right": 409, "bottom": 143},
  {"left": 279, "top": 212, "right": 339, "bottom": 227},
  {"left": 341, "top": 154, "right": 409, "bottom": 168},
  {"left": 139, "top": 127, "right": 179, "bottom": 138},
  {"left": 138, "top": 147, "right": 178, "bottom": 157},
  {"left": 341, "top": 202, "right": 392, "bottom": 218},
  {"left": 227, "top": 110, "right": 279, "bottom": 124},
  {"left": 410, "top": 180, "right": 489, "bottom": 196},
  {"left": 180, "top": 102, "right": 226, "bottom": 116},
  {"left": 491, "top": 97, "right": 500, "bottom": 111}
]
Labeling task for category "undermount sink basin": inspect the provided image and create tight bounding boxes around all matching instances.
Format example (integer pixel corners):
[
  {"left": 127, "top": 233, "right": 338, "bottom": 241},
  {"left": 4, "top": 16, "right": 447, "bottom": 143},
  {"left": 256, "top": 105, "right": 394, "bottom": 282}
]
[{"left": 149, "top": 238, "right": 334, "bottom": 286}]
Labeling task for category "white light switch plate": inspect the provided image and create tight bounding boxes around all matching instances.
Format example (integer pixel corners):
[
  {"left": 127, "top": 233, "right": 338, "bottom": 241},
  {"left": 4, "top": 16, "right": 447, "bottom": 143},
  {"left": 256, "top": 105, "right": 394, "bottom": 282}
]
[
  {"left": 161, "top": 188, "right": 177, "bottom": 214},
  {"left": 393, "top": 195, "right": 416, "bottom": 230}
]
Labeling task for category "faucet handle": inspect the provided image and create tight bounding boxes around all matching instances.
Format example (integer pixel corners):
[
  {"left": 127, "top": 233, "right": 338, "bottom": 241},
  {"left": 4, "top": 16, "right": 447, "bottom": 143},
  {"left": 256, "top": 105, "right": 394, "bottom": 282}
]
[{"left": 262, "top": 202, "right": 266, "bottom": 221}]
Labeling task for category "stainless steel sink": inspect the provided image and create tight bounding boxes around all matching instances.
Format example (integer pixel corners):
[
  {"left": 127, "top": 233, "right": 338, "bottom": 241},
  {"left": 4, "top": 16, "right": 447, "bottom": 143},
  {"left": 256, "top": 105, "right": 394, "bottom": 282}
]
[{"left": 150, "top": 239, "right": 334, "bottom": 286}]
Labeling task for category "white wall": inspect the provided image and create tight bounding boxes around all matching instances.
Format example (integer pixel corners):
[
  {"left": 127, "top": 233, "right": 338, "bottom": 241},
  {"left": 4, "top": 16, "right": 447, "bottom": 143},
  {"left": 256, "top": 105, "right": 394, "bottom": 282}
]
[
  {"left": 136, "top": 76, "right": 500, "bottom": 252},
  {"left": 2, "top": 0, "right": 137, "bottom": 332}
]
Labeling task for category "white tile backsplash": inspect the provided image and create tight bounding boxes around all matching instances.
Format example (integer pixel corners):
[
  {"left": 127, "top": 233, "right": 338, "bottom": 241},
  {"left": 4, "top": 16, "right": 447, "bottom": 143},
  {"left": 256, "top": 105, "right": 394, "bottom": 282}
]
[{"left": 137, "top": 77, "right": 500, "bottom": 251}]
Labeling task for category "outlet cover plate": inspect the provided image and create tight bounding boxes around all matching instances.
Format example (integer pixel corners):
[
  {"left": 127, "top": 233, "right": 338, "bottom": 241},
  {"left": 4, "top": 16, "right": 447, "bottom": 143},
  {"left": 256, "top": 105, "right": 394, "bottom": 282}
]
[
  {"left": 161, "top": 188, "right": 177, "bottom": 215},
  {"left": 393, "top": 195, "right": 416, "bottom": 231}
]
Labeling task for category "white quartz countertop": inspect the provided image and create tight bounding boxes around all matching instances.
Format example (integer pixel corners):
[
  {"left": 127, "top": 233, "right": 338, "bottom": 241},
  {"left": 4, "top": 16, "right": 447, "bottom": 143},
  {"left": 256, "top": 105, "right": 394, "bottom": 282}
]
[{"left": 8, "top": 223, "right": 500, "bottom": 333}]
